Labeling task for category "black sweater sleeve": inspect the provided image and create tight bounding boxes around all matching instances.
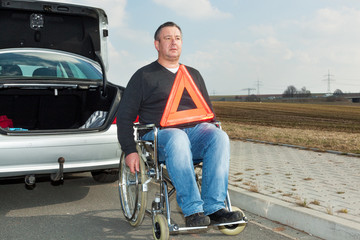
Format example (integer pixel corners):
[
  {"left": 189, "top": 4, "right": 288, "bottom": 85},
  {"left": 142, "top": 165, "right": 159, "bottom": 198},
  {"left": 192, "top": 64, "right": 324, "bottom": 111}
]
[{"left": 116, "top": 70, "right": 143, "bottom": 156}]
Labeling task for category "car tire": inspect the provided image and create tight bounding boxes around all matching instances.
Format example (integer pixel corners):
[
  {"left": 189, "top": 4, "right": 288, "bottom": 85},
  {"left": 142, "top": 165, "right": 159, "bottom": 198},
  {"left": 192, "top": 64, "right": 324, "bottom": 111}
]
[{"left": 91, "top": 170, "right": 119, "bottom": 183}]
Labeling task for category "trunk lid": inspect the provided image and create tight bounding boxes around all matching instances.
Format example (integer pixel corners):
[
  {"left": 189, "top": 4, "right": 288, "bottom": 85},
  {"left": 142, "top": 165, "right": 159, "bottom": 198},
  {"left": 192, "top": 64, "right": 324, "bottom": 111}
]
[{"left": 0, "top": 0, "right": 109, "bottom": 70}]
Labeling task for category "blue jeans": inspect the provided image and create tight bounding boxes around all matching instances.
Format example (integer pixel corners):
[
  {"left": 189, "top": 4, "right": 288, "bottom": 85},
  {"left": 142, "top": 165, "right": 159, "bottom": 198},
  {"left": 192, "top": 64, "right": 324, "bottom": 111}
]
[{"left": 142, "top": 122, "right": 230, "bottom": 217}]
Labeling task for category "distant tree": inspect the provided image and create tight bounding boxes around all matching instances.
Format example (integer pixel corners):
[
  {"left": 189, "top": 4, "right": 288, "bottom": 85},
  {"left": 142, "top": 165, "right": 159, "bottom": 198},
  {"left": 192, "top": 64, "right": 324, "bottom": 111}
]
[
  {"left": 298, "top": 86, "right": 311, "bottom": 98},
  {"left": 333, "top": 89, "right": 344, "bottom": 96},
  {"left": 283, "top": 85, "right": 297, "bottom": 98}
]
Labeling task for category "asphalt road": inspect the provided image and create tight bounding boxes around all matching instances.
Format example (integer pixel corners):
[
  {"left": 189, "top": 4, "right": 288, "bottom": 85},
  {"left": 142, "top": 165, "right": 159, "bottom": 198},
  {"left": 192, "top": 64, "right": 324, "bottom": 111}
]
[{"left": 0, "top": 172, "right": 319, "bottom": 240}]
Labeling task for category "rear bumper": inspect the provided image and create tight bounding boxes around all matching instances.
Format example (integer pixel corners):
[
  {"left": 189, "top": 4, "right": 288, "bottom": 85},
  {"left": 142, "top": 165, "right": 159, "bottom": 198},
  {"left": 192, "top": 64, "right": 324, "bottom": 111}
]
[{"left": 0, "top": 126, "right": 121, "bottom": 178}]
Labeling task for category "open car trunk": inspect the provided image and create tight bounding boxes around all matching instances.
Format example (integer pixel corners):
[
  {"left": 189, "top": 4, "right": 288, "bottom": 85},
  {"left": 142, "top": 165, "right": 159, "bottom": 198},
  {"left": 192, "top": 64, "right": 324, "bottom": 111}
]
[
  {"left": 0, "top": 83, "right": 120, "bottom": 132},
  {"left": 0, "top": 1, "right": 121, "bottom": 133},
  {"left": 0, "top": 1, "right": 122, "bottom": 183}
]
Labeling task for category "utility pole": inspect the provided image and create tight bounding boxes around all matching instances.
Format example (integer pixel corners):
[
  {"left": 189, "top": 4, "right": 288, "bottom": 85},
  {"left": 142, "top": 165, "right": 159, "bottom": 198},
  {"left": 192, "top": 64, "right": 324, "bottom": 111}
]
[
  {"left": 323, "top": 70, "right": 335, "bottom": 94},
  {"left": 243, "top": 88, "right": 256, "bottom": 95},
  {"left": 255, "top": 77, "right": 262, "bottom": 95}
]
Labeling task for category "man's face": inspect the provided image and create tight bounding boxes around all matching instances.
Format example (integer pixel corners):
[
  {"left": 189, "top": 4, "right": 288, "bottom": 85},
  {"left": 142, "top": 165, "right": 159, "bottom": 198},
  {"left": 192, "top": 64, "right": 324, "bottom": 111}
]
[{"left": 155, "top": 26, "right": 182, "bottom": 63}]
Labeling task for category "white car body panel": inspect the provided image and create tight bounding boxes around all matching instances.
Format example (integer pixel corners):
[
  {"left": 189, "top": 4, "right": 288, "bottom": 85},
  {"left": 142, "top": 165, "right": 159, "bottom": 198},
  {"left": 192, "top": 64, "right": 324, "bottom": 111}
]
[{"left": 0, "top": 125, "right": 121, "bottom": 177}]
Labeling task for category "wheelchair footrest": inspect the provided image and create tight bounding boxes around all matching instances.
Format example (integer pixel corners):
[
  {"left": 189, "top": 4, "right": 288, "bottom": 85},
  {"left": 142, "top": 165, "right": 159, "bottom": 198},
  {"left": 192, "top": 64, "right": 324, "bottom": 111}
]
[
  {"left": 212, "top": 217, "right": 248, "bottom": 226},
  {"left": 170, "top": 217, "right": 248, "bottom": 232},
  {"left": 174, "top": 225, "right": 207, "bottom": 232}
]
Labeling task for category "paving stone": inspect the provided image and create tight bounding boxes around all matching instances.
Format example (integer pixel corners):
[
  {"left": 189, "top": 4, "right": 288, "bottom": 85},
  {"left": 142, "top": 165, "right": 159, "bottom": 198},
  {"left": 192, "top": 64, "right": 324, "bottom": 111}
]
[{"left": 229, "top": 140, "right": 360, "bottom": 224}]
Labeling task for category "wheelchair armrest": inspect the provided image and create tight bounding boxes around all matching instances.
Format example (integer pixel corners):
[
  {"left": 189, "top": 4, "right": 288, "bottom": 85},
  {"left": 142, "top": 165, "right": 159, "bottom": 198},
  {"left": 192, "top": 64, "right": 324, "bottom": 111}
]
[
  {"left": 133, "top": 123, "right": 158, "bottom": 143},
  {"left": 134, "top": 123, "right": 156, "bottom": 131}
]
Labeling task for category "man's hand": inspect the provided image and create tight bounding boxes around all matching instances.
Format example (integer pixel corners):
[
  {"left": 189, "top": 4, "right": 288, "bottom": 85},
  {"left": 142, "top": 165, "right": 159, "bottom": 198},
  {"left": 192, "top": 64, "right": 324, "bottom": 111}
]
[{"left": 125, "top": 152, "right": 140, "bottom": 174}]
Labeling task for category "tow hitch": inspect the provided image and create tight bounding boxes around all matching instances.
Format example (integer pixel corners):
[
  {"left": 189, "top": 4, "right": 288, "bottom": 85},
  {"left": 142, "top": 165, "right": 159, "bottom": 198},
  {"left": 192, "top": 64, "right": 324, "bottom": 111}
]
[
  {"left": 24, "top": 157, "right": 65, "bottom": 189},
  {"left": 51, "top": 157, "right": 65, "bottom": 185},
  {"left": 25, "top": 174, "right": 36, "bottom": 190}
]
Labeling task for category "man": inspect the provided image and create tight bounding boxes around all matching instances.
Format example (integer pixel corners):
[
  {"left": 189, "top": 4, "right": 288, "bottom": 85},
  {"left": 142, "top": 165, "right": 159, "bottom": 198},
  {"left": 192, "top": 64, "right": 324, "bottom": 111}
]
[{"left": 117, "top": 22, "right": 242, "bottom": 227}]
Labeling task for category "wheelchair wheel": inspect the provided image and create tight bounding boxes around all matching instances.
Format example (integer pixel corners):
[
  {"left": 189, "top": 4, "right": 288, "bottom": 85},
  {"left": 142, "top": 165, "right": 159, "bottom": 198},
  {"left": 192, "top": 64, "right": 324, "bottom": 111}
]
[
  {"left": 118, "top": 146, "right": 147, "bottom": 227},
  {"left": 218, "top": 206, "right": 247, "bottom": 235},
  {"left": 152, "top": 214, "right": 169, "bottom": 240}
]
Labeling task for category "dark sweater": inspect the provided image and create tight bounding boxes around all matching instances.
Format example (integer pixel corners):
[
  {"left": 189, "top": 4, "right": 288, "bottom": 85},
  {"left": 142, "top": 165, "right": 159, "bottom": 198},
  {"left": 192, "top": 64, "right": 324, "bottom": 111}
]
[{"left": 116, "top": 61, "right": 214, "bottom": 156}]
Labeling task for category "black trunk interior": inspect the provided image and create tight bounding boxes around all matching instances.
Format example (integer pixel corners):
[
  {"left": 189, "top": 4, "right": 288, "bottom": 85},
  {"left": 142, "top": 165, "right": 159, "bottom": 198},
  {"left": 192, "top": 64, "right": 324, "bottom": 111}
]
[{"left": 0, "top": 86, "right": 118, "bottom": 130}]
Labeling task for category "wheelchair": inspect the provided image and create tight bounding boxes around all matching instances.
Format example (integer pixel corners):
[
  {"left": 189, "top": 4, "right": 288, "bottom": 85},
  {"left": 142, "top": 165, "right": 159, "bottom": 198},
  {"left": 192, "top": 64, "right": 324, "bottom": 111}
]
[{"left": 118, "top": 123, "right": 248, "bottom": 240}]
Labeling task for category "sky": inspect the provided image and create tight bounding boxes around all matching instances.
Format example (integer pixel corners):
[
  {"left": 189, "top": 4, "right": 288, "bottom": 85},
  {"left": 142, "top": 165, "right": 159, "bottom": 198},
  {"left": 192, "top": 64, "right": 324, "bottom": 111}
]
[{"left": 47, "top": 0, "right": 360, "bottom": 95}]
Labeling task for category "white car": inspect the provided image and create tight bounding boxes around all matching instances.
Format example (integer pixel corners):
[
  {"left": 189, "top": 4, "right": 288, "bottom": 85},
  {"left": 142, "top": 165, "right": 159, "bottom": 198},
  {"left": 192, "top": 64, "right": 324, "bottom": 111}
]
[{"left": 0, "top": 0, "right": 123, "bottom": 186}]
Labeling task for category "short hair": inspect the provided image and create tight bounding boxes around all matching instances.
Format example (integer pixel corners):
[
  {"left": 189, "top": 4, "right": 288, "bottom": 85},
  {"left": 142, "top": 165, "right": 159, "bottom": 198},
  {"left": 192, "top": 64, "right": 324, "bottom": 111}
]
[{"left": 154, "top": 21, "right": 182, "bottom": 41}]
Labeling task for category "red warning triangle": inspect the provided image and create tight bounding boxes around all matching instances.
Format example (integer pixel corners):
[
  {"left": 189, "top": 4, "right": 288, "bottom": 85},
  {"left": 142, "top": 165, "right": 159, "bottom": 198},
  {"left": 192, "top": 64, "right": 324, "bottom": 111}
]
[{"left": 160, "top": 65, "right": 214, "bottom": 127}]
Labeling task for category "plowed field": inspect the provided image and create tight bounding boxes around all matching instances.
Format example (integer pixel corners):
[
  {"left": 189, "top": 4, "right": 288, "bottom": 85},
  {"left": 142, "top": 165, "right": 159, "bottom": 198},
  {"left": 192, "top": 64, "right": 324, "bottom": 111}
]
[{"left": 212, "top": 102, "right": 360, "bottom": 154}]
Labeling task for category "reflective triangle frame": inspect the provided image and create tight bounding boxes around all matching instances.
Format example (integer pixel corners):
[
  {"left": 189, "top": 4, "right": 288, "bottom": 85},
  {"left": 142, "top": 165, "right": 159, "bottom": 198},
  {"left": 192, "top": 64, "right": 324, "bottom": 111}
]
[{"left": 160, "top": 65, "right": 214, "bottom": 127}]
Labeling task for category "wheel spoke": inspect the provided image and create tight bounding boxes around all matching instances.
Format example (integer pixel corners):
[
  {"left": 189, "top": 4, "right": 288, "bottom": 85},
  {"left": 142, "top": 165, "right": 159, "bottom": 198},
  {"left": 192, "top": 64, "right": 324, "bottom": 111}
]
[{"left": 118, "top": 144, "right": 148, "bottom": 227}]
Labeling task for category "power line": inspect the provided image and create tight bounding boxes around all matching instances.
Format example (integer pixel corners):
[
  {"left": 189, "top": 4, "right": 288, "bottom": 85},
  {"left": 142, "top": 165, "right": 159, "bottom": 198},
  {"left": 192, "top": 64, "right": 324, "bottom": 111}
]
[{"left": 242, "top": 88, "right": 256, "bottom": 95}]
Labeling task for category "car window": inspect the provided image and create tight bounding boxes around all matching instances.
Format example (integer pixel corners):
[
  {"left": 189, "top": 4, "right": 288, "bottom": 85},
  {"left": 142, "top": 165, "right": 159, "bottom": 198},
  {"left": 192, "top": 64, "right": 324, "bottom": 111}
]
[{"left": 0, "top": 50, "right": 102, "bottom": 81}]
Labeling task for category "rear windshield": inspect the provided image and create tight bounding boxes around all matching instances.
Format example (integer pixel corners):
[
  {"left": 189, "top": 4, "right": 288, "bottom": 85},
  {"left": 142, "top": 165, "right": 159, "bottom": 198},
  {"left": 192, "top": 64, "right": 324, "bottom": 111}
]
[{"left": 0, "top": 50, "right": 102, "bottom": 81}]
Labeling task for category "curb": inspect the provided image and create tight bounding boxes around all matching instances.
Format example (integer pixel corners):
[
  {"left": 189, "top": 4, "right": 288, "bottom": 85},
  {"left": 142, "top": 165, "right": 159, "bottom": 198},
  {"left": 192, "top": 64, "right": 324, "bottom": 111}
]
[{"left": 229, "top": 186, "right": 360, "bottom": 240}]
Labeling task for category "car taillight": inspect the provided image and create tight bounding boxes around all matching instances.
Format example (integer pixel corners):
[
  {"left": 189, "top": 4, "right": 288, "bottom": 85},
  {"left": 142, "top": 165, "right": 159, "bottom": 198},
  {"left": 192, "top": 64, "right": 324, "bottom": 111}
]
[{"left": 112, "top": 116, "right": 138, "bottom": 124}]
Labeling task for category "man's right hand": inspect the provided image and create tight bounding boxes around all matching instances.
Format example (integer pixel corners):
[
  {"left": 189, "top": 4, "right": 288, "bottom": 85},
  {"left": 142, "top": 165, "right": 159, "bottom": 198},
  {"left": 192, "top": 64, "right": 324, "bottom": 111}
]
[{"left": 125, "top": 152, "right": 140, "bottom": 174}]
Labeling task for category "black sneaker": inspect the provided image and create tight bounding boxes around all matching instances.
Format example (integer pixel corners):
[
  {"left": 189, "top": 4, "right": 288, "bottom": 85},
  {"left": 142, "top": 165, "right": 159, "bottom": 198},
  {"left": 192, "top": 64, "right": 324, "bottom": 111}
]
[
  {"left": 185, "top": 212, "right": 211, "bottom": 227},
  {"left": 208, "top": 208, "right": 243, "bottom": 224}
]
